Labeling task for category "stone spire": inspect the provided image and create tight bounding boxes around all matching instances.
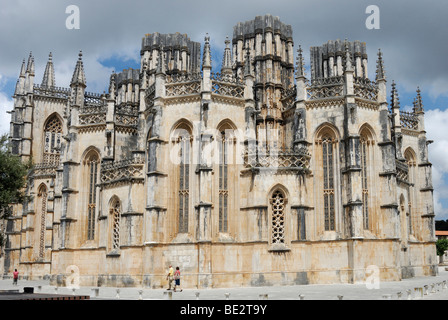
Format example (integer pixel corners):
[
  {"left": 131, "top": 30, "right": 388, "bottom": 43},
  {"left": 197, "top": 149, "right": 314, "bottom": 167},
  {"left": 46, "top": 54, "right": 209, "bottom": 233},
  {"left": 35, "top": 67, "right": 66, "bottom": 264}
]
[
  {"left": 390, "top": 80, "right": 400, "bottom": 110},
  {"left": 25, "top": 52, "right": 35, "bottom": 93},
  {"left": 202, "top": 33, "right": 211, "bottom": 69},
  {"left": 26, "top": 52, "right": 35, "bottom": 75},
  {"left": 70, "top": 50, "right": 86, "bottom": 87},
  {"left": 108, "top": 71, "right": 116, "bottom": 99},
  {"left": 14, "top": 59, "right": 26, "bottom": 95},
  {"left": 375, "top": 49, "right": 385, "bottom": 81},
  {"left": 19, "top": 58, "right": 26, "bottom": 78},
  {"left": 41, "top": 52, "right": 56, "bottom": 88},
  {"left": 413, "top": 87, "right": 424, "bottom": 113},
  {"left": 243, "top": 46, "right": 251, "bottom": 77},
  {"left": 344, "top": 39, "right": 353, "bottom": 72},
  {"left": 221, "top": 36, "right": 232, "bottom": 75},
  {"left": 295, "top": 45, "right": 306, "bottom": 78}
]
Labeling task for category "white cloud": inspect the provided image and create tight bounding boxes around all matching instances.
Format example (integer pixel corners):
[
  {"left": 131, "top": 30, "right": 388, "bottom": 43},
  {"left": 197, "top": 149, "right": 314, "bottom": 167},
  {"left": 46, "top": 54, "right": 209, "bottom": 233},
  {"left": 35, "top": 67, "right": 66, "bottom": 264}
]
[
  {"left": 425, "top": 109, "right": 448, "bottom": 220},
  {"left": 0, "top": 90, "right": 13, "bottom": 135}
]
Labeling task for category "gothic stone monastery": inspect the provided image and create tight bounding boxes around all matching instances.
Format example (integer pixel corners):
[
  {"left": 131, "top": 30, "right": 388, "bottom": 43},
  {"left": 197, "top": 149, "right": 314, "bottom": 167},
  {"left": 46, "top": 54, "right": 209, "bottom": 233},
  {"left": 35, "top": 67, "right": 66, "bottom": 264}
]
[{"left": 3, "top": 14, "right": 437, "bottom": 288}]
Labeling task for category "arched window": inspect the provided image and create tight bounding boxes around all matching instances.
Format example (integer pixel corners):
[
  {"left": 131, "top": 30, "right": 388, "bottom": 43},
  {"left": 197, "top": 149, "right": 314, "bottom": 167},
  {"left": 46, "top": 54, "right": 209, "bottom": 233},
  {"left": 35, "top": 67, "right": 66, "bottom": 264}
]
[
  {"left": 172, "top": 123, "right": 192, "bottom": 234},
  {"left": 109, "top": 198, "right": 121, "bottom": 250},
  {"left": 84, "top": 149, "right": 99, "bottom": 240},
  {"left": 315, "top": 124, "right": 340, "bottom": 233},
  {"left": 270, "top": 189, "right": 286, "bottom": 245},
  {"left": 360, "top": 127, "right": 374, "bottom": 230},
  {"left": 43, "top": 115, "right": 62, "bottom": 164},
  {"left": 405, "top": 148, "right": 417, "bottom": 235},
  {"left": 322, "top": 135, "right": 335, "bottom": 231},
  {"left": 37, "top": 184, "right": 47, "bottom": 259},
  {"left": 218, "top": 130, "right": 229, "bottom": 233}
]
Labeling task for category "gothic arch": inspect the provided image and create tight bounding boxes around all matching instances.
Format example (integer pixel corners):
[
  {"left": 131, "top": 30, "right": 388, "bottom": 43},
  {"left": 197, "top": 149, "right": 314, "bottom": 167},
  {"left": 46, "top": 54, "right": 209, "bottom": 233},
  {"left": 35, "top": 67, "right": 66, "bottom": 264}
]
[
  {"left": 404, "top": 147, "right": 417, "bottom": 165},
  {"left": 81, "top": 146, "right": 101, "bottom": 164},
  {"left": 314, "top": 122, "right": 340, "bottom": 142},
  {"left": 268, "top": 184, "right": 290, "bottom": 200},
  {"left": 359, "top": 123, "right": 377, "bottom": 141},
  {"left": 170, "top": 118, "right": 194, "bottom": 137},
  {"left": 217, "top": 118, "right": 238, "bottom": 131},
  {"left": 43, "top": 112, "right": 63, "bottom": 129}
]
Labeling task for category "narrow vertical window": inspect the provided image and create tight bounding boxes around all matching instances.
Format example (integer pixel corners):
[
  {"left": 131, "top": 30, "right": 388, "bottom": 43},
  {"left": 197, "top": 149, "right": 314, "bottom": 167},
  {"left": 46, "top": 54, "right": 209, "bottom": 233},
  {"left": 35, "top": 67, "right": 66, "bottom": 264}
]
[
  {"left": 219, "top": 131, "right": 228, "bottom": 233},
  {"left": 38, "top": 185, "right": 47, "bottom": 259},
  {"left": 405, "top": 149, "right": 416, "bottom": 236},
  {"left": 178, "top": 132, "right": 190, "bottom": 233},
  {"left": 110, "top": 199, "right": 121, "bottom": 250},
  {"left": 360, "top": 137, "right": 369, "bottom": 229},
  {"left": 43, "top": 115, "right": 62, "bottom": 165},
  {"left": 322, "top": 136, "right": 335, "bottom": 231},
  {"left": 86, "top": 153, "right": 98, "bottom": 240},
  {"left": 270, "top": 190, "right": 286, "bottom": 245}
]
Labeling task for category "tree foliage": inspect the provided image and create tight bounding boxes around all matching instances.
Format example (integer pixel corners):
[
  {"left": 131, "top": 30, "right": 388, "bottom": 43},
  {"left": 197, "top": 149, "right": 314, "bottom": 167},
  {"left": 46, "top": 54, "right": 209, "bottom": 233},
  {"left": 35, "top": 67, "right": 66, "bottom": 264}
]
[{"left": 0, "top": 134, "right": 30, "bottom": 219}]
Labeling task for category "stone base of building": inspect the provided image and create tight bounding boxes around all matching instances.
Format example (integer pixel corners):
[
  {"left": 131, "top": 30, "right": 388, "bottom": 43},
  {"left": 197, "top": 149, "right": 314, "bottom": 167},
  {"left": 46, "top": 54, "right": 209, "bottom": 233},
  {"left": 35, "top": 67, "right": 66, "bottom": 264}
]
[{"left": 4, "top": 239, "right": 437, "bottom": 289}]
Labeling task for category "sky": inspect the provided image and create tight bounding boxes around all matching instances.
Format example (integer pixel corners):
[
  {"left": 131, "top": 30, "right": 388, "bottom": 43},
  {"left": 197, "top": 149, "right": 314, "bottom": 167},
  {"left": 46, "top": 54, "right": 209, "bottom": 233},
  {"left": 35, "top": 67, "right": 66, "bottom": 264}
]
[{"left": 0, "top": 0, "right": 447, "bottom": 219}]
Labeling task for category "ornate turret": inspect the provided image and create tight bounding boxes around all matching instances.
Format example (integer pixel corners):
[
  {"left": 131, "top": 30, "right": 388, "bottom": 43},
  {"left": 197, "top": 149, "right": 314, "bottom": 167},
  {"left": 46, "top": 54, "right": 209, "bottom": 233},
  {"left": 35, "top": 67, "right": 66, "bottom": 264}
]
[{"left": 141, "top": 32, "right": 201, "bottom": 75}]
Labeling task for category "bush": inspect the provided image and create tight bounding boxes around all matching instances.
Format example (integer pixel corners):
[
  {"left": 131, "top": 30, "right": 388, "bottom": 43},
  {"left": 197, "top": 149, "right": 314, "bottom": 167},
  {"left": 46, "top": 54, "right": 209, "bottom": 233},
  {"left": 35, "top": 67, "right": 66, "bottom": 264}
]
[{"left": 436, "top": 238, "right": 448, "bottom": 257}]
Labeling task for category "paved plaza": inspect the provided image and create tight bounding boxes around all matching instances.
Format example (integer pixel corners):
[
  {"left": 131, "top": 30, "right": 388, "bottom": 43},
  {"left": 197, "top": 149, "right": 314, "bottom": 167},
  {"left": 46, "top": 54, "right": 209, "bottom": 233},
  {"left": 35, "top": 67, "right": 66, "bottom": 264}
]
[{"left": 1, "top": 267, "right": 448, "bottom": 301}]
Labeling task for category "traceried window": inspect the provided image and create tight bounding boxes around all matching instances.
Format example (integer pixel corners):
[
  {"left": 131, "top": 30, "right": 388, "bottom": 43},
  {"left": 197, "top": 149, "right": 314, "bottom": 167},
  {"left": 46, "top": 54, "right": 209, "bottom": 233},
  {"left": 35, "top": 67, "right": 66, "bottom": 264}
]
[
  {"left": 322, "top": 136, "right": 335, "bottom": 231},
  {"left": 110, "top": 198, "right": 121, "bottom": 250},
  {"left": 218, "top": 130, "right": 228, "bottom": 233},
  {"left": 85, "top": 151, "right": 99, "bottom": 240},
  {"left": 270, "top": 190, "right": 286, "bottom": 245},
  {"left": 43, "top": 115, "right": 62, "bottom": 165}
]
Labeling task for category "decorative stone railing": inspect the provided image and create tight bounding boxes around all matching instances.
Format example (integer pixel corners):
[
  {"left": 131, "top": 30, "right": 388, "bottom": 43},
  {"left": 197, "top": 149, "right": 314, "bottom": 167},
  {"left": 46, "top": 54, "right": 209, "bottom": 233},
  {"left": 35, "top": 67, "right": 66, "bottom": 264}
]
[
  {"left": 307, "top": 76, "right": 344, "bottom": 100},
  {"left": 400, "top": 111, "right": 419, "bottom": 130},
  {"left": 396, "top": 159, "right": 409, "bottom": 182},
  {"left": 244, "top": 146, "right": 310, "bottom": 171},
  {"left": 353, "top": 77, "right": 378, "bottom": 101},
  {"left": 31, "top": 162, "right": 59, "bottom": 177},
  {"left": 100, "top": 157, "right": 145, "bottom": 186},
  {"left": 33, "top": 84, "right": 70, "bottom": 99},
  {"left": 211, "top": 72, "right": 244, "bottom": 99},
  {"left": 84, "top": 91, "right": 103, "bottom": 106}
]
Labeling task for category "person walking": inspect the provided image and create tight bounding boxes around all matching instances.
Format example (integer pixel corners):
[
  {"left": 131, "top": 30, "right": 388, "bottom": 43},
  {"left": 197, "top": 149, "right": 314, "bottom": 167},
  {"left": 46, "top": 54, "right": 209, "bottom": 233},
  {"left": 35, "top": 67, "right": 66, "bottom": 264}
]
[
  {"left": 166, "top": 265, "right": 174, "bottom": 290},
  {"left": 173, "top": 266, "right": 183, "bottom": 292},
  {"left": 12, "top": 269, "right": 19, "bottom": 286}
]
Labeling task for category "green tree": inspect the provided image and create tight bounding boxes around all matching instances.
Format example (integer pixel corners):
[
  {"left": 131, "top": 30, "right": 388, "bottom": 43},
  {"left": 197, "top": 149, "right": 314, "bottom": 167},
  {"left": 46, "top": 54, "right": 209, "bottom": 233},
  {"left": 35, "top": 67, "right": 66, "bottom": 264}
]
[
  {"left": 436, "top": 238, "right": 448, "bottom": 257},
  {"left": 0, "top": 134, "right": 30, "bottom": 247}
]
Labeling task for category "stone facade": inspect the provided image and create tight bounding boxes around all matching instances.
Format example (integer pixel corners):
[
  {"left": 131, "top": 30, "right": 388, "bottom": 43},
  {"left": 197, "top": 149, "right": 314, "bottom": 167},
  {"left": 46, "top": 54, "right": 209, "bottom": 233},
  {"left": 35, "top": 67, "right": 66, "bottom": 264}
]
[{"left": 2, "top": 15, "right": 437, "bottom": 288}]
